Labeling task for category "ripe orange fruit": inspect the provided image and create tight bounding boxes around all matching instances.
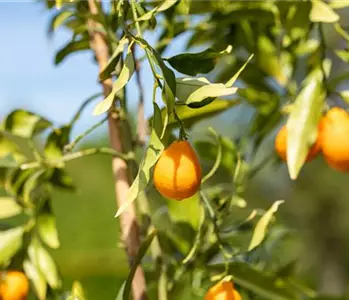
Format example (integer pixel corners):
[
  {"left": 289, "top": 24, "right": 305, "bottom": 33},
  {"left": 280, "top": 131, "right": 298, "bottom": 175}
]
[
  {"left": 204, "top": 281, "right": 241, "bottom": 300},
  {"left": 275, "top": 124, "right": 321, "bottom": 162},
  {"left": 153, "top": 140, "right": 201, "bottom": 200},
  {"left": 0, "top": 271, "right": 29, "bottom": 300},
  {"left": 321, "top": 107, "right": 349, "bottom": 172}
]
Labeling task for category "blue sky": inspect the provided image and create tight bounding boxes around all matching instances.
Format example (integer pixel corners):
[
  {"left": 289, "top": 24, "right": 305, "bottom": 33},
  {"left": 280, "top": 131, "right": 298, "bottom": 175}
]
[{"left": 0, "top": 1, "right": 189, "bottom": 139}]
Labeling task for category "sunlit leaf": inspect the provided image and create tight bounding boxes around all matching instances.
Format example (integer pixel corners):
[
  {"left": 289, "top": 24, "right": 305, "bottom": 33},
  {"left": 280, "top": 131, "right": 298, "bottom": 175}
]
[
  {"left": 44, "top": 126, "right": 71, "bottom": 160},
  {"left": 335, "top": 49, "right": 349, "bottom": 63},
  {"left": 339, "top": 90, "right": 349, "bottom": 105},
  {"left": 248, "top": 200, "right": 284, "bottom": 251},
  {"left": 99, "top": 38, "right": 128, "bottom": 81},
  {"left": 115, "top": 103, "right": 164, "bottom": 217},
  {"left": 286, "top": 75, "right": 324, "bottom": 179},
  {"left": 225, "top": 54, "right": 254, "bottom": 87},
  {"left": 0, "top": 227, "right": 23, "bottom": 266},
  {"left": 166, "top": 45, "right": 232, "bottom": 76},
  {"left": 55, "top": 39, "right": 90, "bottom": 65},
  {"left": 330, "top": 0, "right": 349, "bottom": 9},
  {"left": 49, "top": 10, "right": 75, "bottom": 33},
  {"left": 28, "top": 239, "right": 61, "bottom": 289},
  {"left": 49, "top": 168, "right": 75, "bottom": 191},
  {"left": 186, "top": 84, "right": 238, "bottom": 107},
  {"left": 136, "top": 0, "right": 178, "bottom": 21},
  {"left": 310, "top": 0, "right": 339, "bottom": 23},
  {"left": 23, "top": 169, "right": 46, "bottom": 206},
  {"left": 3, "top": 110, "right": 51, "bottom": 138},
  {"left": 23, "top": 259, "right": 47, "bottom": 300},
  {"left": 93, "top": 46, "right": 135, "bottom": 115},
  {"left": 0, "top": 197, "right": 22, "bottom": 219},
  {"left": 69, "top": 281, "right": 86, "bottom": 300},
  {"left": 176, "top": 77, "right": 211, "bottom": 102},
  {"left": 37, "top": 210, "right": 60, "bottom": 249}
]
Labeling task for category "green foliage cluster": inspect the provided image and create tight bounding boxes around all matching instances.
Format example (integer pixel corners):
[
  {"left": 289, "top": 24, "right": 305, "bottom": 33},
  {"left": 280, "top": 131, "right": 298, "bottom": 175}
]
[{"left": 1, "top": 0, "right": 349, "bottom": 299}]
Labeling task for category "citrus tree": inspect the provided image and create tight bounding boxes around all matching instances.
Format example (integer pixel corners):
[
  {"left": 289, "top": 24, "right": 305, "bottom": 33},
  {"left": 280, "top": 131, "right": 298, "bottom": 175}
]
[{"left": 1, "top": 0, "right": 349, "bottom": 299}]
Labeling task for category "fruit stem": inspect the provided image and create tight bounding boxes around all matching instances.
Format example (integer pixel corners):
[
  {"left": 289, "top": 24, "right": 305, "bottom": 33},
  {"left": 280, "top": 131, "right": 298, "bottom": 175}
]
[{"left": 173, "top": 109, "right": 188, "bottom": 140}]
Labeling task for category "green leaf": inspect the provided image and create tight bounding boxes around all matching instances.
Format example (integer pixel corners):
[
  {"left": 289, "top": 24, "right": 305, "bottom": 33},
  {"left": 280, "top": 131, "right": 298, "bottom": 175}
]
[
  {"left": 201, "top": 128, "right": 222, "bottom": 183},
  {"left": 225, "top": 54, "right": 254, "bottom": 87},
  {"left": 248, "top": 200, "right": 284, "bottom": 251},
  {"left": 55, "top": 39, "right": 90, "bottom": 65},
  {"left": 4, "top": 110, "right": 51, "bottom": 138},
  {"left": 209, "top": 262, "right": 298, "bottom": 300},
  {"left": 37, "top": 211, "right": 60, "bottom": 249},
  {"left": 0, "top": 197, "right": 22, "bottom": 219},
  {"left": 99, "top": 38, "right": 128, "bottom": 81},
  {"left": 185, "top": 84, "right": 238, "bottom": 107},
  {"left": 166, "top": 45, "right": 232, "bottom": 76},
  {"left": 156, "top": 99, "right": 239, "bottom": 129},
  {"left": 136, "top": 0, "right": 178, "bottom": 21},
  {"left": 118, "top": 229, "right": 156, "bottom": 300},
  {"left": 116, "top": 103, "right": 164, "bottom": 217},
  {"left": 195, "top": 136, "right": 237, "bottom": 172},
  {"left": 179, "top": 0, "right": 191, "bottom": 14},
  {"left": 0, "top": 227, "right": 24, "bottom": 266},
  {"left": 93, "top": 45, "right": 135, "bottom": 115},
  {"left": 176, "top": 77, "right": 211, "bottom": 102},
  {"left": 49, "top": 168, "right": 75, "bottom": 191},
  {"left": 0, "top": 154, "right": 18, "bottom": 168},
  {"left": 286, "top": 75, "right": 324, "bottom": 179},
  {"left": 335, "top": 49, "right": 349, "bottom": 63},
  {"left": 23, "top": 259, "right": 47, "bottom": 300},
  {"left": 310, "top": 0, "right": 339, "bottom": 23},
  {"left": 329, "top": 0, "right": 349, "bottom": 9},
  {"left": 49, "top": 10, "right": 75, "bottom": 33},
  {"left": 339, "top": 90, "right": 349, "bottom": 104},
  {"left": 69, "top": 281, "right": 86, "bottom": 300},
  {"left": 44, "top": 126, "right": 71, "bottom": 160},
  {"left": 28, "top": 239, "right": 61, "bottom": 289},
  {"left": 23, "top": 169, "right": 46, "bottom": 206}
]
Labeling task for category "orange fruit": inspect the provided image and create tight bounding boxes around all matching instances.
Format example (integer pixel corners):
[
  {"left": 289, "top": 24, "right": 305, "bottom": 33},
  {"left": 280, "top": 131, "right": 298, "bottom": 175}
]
[
  {"left": 0, "top": 271, "right": 29, "bottom": 300},
  {"left": 204, "top": 281, "right": 240, "bottom": 300},
  {"left": 275, "top": 124, "right": 321, "bottom": 162},
  {"left": 153, "top": 140, "right": 201, "bottom": 200},
  {"left": 321, "top": 107, "right": 349, "bottom": 172}
]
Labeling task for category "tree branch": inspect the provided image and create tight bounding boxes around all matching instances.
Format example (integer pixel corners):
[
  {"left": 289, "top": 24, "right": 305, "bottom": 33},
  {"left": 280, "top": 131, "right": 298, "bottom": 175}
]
[{"left": 87, "top": 1, "right": 148, "bottom": 300}]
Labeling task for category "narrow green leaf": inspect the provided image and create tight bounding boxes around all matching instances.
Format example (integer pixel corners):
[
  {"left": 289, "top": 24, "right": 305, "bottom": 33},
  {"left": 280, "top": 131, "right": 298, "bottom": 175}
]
[
  {"left": 23, "top": 169, "right": 46, "bottom": 206},
  {"left": 116, "top": 103, "right": 164, "bottom": 217},
  {"left": 335, "top": 49, "right": 349, "bottom": 63},
  {"left": 334, "top": 23, "right": 349, "bottom": 43},
  {"left": 286, "top": 76, "right": 324, "bottom": 179},
  {"left": 121, "top": 229, "right": 157, "bottom": 300},
  {"left": 176, "top": 77, "right": 211, "bottom": 102},
  {"left": 186, "top": 84, "right": 238, "bottom": 106},
  {"left": 70, "top": 281, "right": 86, "bottom": 300},
  {"left": 44, "top": 126, "right": 71, "bottom": 159},
  {"left": 50, "top": 168, "right": 75, "bottom": 191},
  {"left": 99, "top": 38, "right": 128, "bottom": 81},
  {"left": 339, "top": 90, "right": 349, "bottom": 104},
  {"left": 23, "top": 259, "right": 47, "bottom": 300},
  {"left": 93, "top": 46, "right": 135, "bottom": 115},
  {"left": 330, "top": 0, "right": 349, "bottom": 8},
  {"left": 28, "top": 240, "right": 61, "bottom": 289},
  {"left": 225, "top": 54, "right": 254, "bottom": 87},
  {"left": 248, "top": 200, "right": 284, "bottom": 251},
  {"left": 167, "top": 45, "right": 232, "bottom": 76},
  {"left": 49, "top": 11, "right": 75, "bottom": 33},
  {"left": 0, "top": 227, "right": 23, "bottom": 266},
  {"left": 4, "top": 110, "right": 51, "bottom": 138},
  {"left": 0, "top": 197, "right": 22, "bottom": 219},
  {"left": 38, "top": 212, "right": 60, "bottom": 249},
  {"left": 136, "top": 0, "right": 178, "bottom": 21},
  {"left": 152, "top": 99, "right": 239, "bottom": 129},
  {"left": 55, "top": 39, "right": 90, "bottom": 65},
  {"left": 310, "top": 0, "right": 339, "bottom": 23},
  {"left": 202, "top": 128, "right": 222, "bottom": 183}
]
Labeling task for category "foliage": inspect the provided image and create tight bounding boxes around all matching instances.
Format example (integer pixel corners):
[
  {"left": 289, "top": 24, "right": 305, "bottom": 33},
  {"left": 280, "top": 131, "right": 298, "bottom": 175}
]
[{"left": 1, "top": 0, "right": 349, "bottom": 299}]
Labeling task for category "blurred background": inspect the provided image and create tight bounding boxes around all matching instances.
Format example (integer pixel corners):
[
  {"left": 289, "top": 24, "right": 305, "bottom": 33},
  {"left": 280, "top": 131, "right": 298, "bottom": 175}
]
[{"left": 1, "top": 1, "right": 349, "bottom": 299}]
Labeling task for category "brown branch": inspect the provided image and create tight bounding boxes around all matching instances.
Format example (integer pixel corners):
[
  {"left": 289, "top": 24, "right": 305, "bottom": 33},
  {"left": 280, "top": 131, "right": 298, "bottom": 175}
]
[{"left": 87, "top": 1, "right": 147, "bottom": 300}]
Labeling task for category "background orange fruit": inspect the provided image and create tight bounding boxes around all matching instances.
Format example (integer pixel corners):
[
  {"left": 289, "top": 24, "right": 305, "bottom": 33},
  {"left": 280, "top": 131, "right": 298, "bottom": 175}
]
[
  {"left": 204, "top": 281, "right": 235, "bottom": 300},
  {"left": 275, "top": 124, "right": 321, "bottom": 162},
  {"left": 0, "top": 271, "right": 29, "bottom": 300},
  {"left": 321, "top": 107, "right": 349, "bottom": 172},
  {"left": 233, "top": 290, "right": 242, "bottom": 300},
  {"left": 153, "top": 140, "right": 201, "bottom": 200}
]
